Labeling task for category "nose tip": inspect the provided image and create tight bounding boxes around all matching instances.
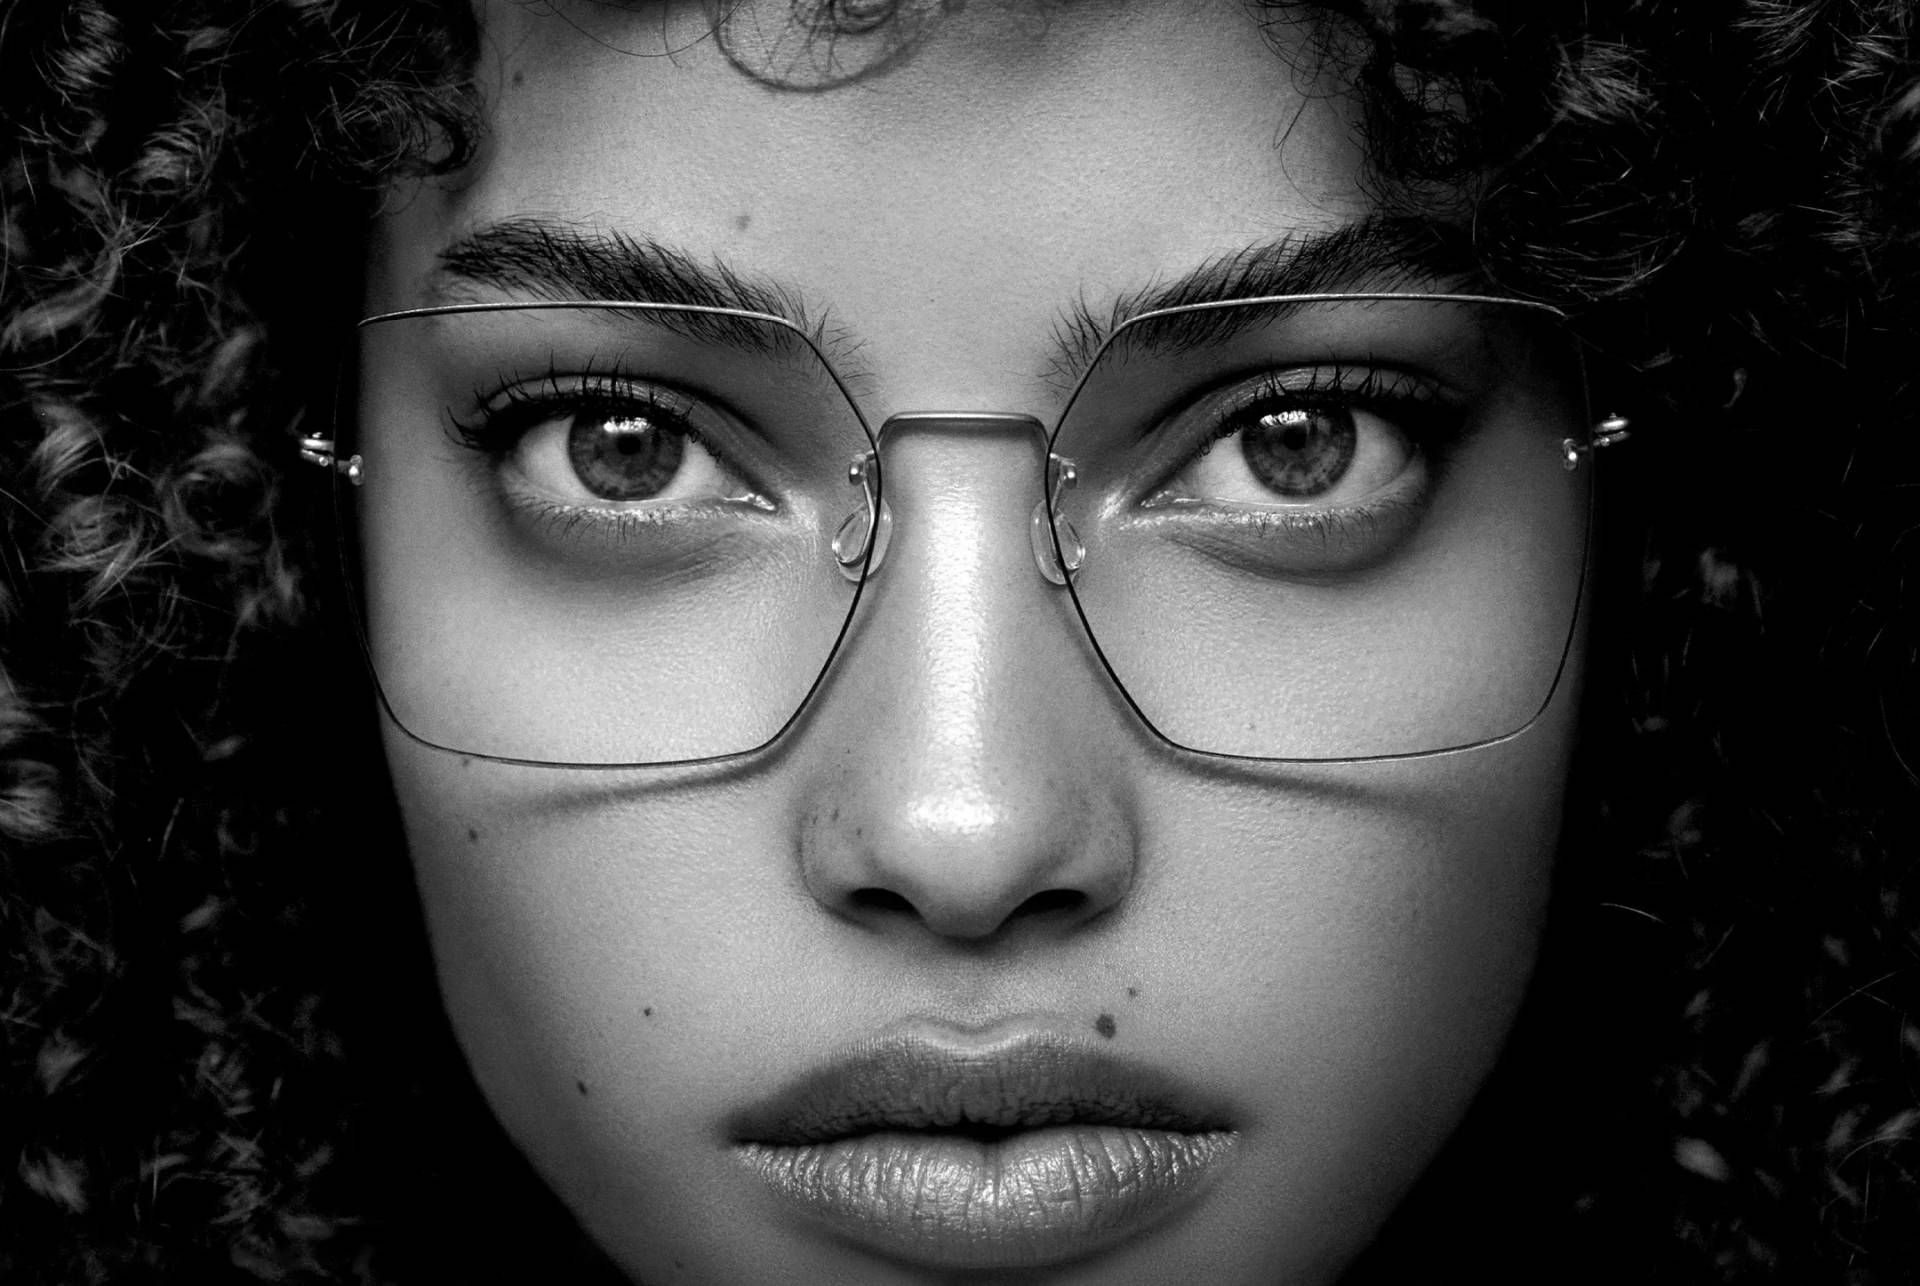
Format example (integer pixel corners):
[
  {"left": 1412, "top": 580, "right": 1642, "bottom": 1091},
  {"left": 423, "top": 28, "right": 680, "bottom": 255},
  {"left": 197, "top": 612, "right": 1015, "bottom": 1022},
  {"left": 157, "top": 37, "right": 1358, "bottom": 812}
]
[{"left": 802, "top": 766, "right": 1135, "bottom": 942}]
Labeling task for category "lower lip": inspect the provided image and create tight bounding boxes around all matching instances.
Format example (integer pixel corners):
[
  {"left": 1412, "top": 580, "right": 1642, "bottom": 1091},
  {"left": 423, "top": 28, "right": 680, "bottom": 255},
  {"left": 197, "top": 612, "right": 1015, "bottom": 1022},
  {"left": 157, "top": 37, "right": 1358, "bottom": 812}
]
[{"left": 735, "top": 1124, "right": 1236, "bottom": 1269}]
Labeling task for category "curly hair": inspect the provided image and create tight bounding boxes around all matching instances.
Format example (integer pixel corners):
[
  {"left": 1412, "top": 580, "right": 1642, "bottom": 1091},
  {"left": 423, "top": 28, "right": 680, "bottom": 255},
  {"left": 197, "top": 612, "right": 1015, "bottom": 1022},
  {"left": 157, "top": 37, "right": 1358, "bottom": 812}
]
[{"left": 2, "top": 1, "right": 1915, "bottom": 1281}]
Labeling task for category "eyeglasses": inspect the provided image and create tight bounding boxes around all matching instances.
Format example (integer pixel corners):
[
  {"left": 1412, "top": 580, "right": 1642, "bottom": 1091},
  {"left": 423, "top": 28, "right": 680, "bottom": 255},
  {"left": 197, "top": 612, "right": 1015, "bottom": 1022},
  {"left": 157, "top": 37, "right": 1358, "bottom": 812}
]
[{"left": 302, "top": 293, "right": 1626, "bottom": 768}]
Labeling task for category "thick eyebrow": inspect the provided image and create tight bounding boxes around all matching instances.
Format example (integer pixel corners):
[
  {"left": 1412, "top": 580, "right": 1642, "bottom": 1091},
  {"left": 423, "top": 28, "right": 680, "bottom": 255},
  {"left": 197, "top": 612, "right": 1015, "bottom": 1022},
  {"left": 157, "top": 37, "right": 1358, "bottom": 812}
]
[
  {"left": 429, "top": 217, "right": 863, "bottom": 371},
  {"left": 429, "top": 213, "right": 1477, "bottom": 392},
  {"left": 1048, "top": 215, "right": 1482, "bottom": 383}
]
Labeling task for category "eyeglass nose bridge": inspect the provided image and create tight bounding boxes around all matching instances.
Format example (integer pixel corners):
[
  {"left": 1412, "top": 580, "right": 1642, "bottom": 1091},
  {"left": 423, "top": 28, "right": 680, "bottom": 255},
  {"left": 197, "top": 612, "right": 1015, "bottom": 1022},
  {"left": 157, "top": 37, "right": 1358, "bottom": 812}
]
[{"left": 831, "top": 412, "right": 1085, "bottom": 585}]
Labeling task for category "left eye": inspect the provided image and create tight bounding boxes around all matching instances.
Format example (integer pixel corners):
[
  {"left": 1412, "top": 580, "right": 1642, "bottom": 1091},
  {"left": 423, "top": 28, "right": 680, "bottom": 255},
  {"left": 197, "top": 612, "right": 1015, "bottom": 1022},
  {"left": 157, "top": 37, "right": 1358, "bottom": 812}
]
[
  {"left": 1148, "top": 379, "right": 1426, "bottom": 510},
  {"left": 505, "top": 393, "right": 762, "bottom": 509}
]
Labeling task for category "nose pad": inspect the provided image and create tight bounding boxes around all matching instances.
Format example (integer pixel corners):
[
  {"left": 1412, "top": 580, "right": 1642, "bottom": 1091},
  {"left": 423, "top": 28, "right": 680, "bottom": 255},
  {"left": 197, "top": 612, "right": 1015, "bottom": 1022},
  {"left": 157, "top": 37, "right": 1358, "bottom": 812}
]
[
  {"left": 1028, "top": 500, "right": 1083, "bottom": 586},
  {"left": 797, "top": 418, "right": 1136, "bottom": 944},
  {"left": 1029, "top": 454, "right": 1084, "bottom": 586},
  {"left": 833, "top": 452, "right": 893, "bottom": 580}
]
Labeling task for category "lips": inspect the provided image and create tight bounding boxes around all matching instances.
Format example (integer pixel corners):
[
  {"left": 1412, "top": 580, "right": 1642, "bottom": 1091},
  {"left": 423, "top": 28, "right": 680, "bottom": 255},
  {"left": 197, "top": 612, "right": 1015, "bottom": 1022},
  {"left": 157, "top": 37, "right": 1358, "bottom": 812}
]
[{"left": 728, "top": 1028, "right": 1238, "bottom": 1270}]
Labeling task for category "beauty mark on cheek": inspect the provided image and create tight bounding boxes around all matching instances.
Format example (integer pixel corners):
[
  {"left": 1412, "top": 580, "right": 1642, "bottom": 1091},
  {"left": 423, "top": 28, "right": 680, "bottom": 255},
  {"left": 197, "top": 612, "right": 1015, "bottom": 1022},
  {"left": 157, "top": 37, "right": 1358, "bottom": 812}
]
[{"left": 1095, "top": 1013, "right": 1117, "bottom": 1039}]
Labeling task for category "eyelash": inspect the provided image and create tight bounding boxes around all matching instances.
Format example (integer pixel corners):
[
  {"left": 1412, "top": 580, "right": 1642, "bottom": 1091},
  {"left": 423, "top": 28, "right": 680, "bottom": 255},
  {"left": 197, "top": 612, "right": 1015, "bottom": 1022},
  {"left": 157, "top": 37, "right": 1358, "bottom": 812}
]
[
  {"left": 441, "top": 360, "right": 1459, "bottom": 549},
  {"left": 445, "top": 366, "right": 705, "bottom": 460},
  {"left": 1180, "top": 362, "right": 1461, "bottom": 463}
]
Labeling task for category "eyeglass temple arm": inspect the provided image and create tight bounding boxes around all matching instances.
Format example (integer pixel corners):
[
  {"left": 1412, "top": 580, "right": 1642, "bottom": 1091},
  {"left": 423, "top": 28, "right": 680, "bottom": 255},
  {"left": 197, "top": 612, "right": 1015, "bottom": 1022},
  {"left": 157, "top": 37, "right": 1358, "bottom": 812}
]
[{"left": 1563, "top": 414, "right": 1631, "bottom": 470}]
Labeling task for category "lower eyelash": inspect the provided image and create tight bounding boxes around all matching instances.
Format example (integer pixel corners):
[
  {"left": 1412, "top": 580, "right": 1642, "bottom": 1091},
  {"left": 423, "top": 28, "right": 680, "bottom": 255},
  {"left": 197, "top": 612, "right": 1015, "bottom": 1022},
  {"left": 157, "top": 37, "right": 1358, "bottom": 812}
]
[
  {"left": 506, "top": 491, "right": 773, "bottom": 542},
  {"left": 1136, "top": 492, "right": 1429, "bottom": 582},
  {"left": 510, "top": 495, "right": 682, "bottom": 541},
  {"left": 1165, "top": 491, "right": 1417, "bottom": 537}
]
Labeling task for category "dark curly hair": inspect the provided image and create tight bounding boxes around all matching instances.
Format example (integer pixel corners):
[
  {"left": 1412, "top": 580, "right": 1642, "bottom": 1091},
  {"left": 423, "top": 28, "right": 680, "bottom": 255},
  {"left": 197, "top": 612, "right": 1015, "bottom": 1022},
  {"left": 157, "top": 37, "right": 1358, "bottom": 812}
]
[{"left": 2, "top": 1, "right": 1915, "bottom": 1281}]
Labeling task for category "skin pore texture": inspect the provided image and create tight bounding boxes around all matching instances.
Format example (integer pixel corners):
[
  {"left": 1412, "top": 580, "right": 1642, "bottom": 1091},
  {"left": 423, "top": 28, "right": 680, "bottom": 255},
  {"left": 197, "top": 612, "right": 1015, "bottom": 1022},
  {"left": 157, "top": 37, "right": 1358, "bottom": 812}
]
[{"left": 364, "top": 0, "right": 1581, "bottom": 1280}]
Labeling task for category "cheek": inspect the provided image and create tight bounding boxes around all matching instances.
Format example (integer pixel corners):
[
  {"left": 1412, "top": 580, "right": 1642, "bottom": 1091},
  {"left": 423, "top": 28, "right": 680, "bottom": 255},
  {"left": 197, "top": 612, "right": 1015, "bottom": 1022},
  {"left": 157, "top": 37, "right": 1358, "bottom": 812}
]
[
  {"left": 388, "top": 744, "right": 894, "bottom": 1278},
  {"left": 389, "top": 751, "right": 799, "bottom": 1133},
  {"left": 1124, "top": 736, "right": 1563, "bottom": 1258}
]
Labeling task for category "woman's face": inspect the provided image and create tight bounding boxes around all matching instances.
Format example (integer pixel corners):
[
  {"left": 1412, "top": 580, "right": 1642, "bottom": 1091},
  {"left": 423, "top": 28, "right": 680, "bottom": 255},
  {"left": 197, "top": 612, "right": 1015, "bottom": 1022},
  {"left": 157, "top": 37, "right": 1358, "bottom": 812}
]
[{"left": 361, "top": 1, "right": 1584, "bottom": 1280}]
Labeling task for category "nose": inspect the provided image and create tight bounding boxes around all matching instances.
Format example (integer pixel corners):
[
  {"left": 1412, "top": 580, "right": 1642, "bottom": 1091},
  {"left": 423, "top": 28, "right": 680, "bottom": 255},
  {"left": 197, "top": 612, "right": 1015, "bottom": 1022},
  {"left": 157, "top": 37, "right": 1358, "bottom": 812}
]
[{"left": 793, "top": 416, "right": 1138, "bottom": 943}]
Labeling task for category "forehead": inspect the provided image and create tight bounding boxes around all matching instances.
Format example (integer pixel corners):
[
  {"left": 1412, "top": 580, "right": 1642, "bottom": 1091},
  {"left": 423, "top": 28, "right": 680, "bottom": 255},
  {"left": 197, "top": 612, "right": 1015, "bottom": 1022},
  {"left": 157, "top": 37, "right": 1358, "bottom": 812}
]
[{"left": 369, "top": 0, "right": 1375, "bottom": 405}]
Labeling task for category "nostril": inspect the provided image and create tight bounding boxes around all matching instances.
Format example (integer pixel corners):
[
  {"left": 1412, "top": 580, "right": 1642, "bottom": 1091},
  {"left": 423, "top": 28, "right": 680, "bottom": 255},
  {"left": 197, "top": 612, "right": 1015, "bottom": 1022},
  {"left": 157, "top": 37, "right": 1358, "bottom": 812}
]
[
  {"left": 1012, "top": 888, "right": 1085, "bottom": 919},
  {"left": 845, "top": 885, "right": 1088, "bottom": 928},
  {"left": 849, "top": 887, "right": 915, "bottom": 915}
]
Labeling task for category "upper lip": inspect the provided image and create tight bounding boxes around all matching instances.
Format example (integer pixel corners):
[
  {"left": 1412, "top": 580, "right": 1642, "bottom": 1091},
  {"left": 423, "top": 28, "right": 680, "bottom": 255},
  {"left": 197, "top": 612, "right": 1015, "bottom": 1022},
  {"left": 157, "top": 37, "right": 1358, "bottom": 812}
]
[{"left": 728, "top": 1027, "right": 1231, "bottom": 1146}]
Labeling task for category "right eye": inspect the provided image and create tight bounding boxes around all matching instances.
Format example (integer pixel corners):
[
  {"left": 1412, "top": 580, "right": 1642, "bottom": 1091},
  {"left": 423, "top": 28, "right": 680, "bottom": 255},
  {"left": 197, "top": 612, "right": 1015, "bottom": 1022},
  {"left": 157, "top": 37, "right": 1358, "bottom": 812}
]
[
  {"left": 1151, "top": 396, "right": 1420, "bottom": 512},
  {"left": 458, "top": 379, "right": 768, "bottom": 512}
]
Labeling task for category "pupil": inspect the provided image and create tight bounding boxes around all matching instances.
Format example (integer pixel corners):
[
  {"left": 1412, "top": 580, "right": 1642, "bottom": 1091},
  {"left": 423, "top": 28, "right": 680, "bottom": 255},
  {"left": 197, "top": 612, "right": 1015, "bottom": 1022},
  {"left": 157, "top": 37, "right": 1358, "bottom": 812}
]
[
  {"left": 567, "top": 413, "right": 686, "bottom": 501},
  {"left": 1241, "top": 406, "right": 1357, "bottom": 498}
]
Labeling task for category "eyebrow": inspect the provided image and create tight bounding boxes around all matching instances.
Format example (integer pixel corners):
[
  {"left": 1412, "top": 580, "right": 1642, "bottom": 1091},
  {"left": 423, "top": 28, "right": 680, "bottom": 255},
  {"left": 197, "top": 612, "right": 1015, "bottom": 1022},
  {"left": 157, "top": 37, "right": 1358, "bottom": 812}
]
[
  {"left": 430, "top": 217, "right": 861, "bottom": 369},
  {"left": 428, "top": 213, "right": 1478, "bottom": 386},
  {"left": 1048, "top": 216, "right": 1480, "bottom": 381}
]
